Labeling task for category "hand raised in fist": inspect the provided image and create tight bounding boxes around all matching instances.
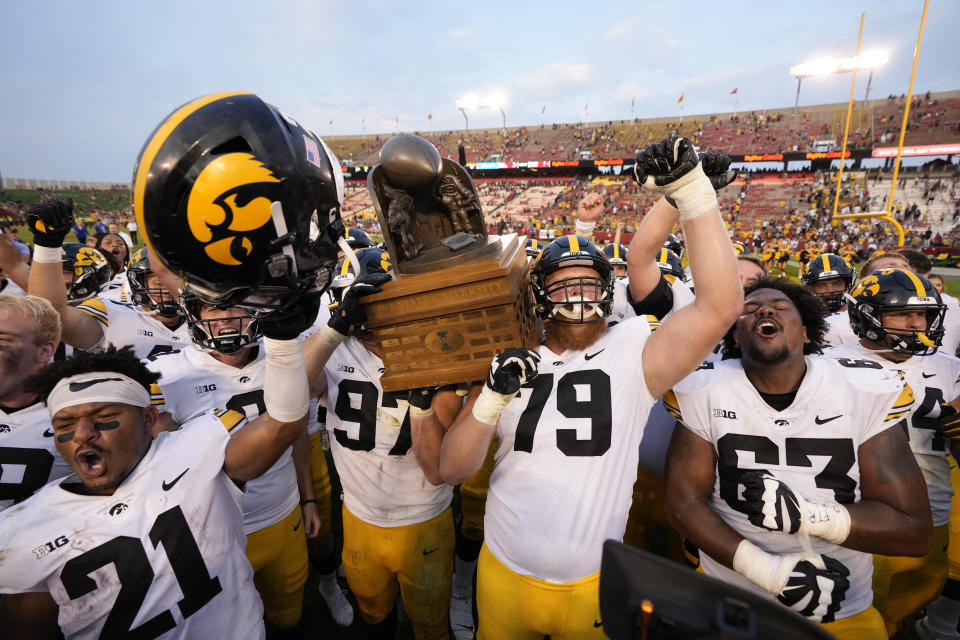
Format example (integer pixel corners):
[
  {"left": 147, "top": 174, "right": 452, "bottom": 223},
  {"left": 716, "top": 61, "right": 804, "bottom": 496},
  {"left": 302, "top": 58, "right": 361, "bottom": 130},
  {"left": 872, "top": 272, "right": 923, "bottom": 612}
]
[
  {"left": 486, "top": 348, "right": 540, "bottom": 396},
  {"left": 27, "top": 198, "right": 74, "bottom": 248},
  {"left": 577, "top": 192, "right": 604, "bottom": 224},
  {"left": 699, "top": 152, "right": 739, "bottom": 191},
  {"left": 633, "top": 138, "right": 717, "bottom": 219}
]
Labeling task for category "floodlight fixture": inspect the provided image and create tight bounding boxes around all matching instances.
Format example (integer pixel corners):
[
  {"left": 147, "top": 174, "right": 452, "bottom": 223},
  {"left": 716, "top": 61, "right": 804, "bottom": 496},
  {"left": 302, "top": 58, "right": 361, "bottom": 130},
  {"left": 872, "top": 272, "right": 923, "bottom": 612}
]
[{"left": 789, "top": 48, "right": 889, "bottom": 113}]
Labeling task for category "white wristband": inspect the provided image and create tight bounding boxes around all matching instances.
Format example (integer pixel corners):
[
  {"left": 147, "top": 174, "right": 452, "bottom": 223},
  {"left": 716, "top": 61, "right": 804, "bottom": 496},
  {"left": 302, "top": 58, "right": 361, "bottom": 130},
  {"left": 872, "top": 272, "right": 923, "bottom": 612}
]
[
  {"left": 263, "top": 337, "right": 309, "bottom": 423},
  {"left": 409, "top": 406, "right": 435, "bottom": 418},
  {"left": 575, "top": 220, "right": 596, "bottom": 236},
  {"left": 668, "top": 165, "right": 719, "bottom": 221},
  {"left": 801, "top": 497, "right": 852, "bottom": 545},
  {"left": 471, "top": 385, "right": 515, "bottom": 425},
  {"left": 318, "top": 325, "right": 346, "bottom": 346},
  {"left": 732, "top": 539, "right": 782, "bottom": 594},
  {"left": 32, "top": 245, "right": 62, "bottom": 263}
]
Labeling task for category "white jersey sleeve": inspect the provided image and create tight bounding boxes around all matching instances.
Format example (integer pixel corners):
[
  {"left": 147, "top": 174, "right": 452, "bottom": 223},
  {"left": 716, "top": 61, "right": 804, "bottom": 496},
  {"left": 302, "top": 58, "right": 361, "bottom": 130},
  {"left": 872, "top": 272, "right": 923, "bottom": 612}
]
[
  {"left": 0, "top": 278, "right": 26, "bottom": 296},
  {"left": 0, "top": 402, "right": 73, "bottom": 510},
  {"left": 149, "top": 346, "right": 298, "bottom": 534},
  {"left": 0, "top": 410, "right": 265, "bottom": 640},
  {"left": 76, "top": 298, "right": 189, "bottom": 360},
  {"left": 940, "top": 294, "right": 960, "bottom": 357},
  {"left": 485, "top": 317, "right": 656, "bottom": 582},
  {"left": 825, "top": 343, "right": 960, "bottom": 525},
  {"left": 823, "top": 310, "right": 858, "bottom": 347},
  {"left": 324, "top": 338, "right": 452, "bottom": 527},
  {"left": 670, "top": 356, "right": 913, "bottom": 620}
]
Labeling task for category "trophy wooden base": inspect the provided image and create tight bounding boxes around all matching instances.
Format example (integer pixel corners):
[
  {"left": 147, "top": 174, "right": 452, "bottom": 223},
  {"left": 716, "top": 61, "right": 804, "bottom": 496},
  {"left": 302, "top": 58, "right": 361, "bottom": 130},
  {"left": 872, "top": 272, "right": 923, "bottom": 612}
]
[{"left": 361, "top": 234, "right": 540, "bottom": 392}]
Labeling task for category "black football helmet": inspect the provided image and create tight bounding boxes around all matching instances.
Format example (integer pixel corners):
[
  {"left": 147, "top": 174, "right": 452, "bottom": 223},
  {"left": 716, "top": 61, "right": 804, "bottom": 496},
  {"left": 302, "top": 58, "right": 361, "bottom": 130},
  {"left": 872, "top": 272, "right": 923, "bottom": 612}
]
[
  {"left": 62, "top": 244, "right": 111, "bottom": 304},
  {"left": 602, "top": 243, "right": 628, "bottom": 267},
  {"left": 656, "top": 248, "right": 684, "bottom": 280},
  {"left": 847, "top": 268, "right": 946, "bottom": 356},
  {"left": 133, "top": 91, "right": 345, "bottom": 315},
  {"left": 524, "top": 236, "right": 545, "bottom": 259},
  {"left": 344, "top": 227, "right": 374, "bottom": 251},
  {"left": 801, "top": 253, "right": 856, "bottom": 313},
  {"left": 330, "top": 247, "right": 393, "bottom": 303},
  {"left": 663, "top": 233, "right": 683, "bottom": 257},
  {"left": 127, "top": 247, "right": 182, "bottom": 319},
  {"left": 180, "top": 290, "right": 261, "bottom": 354},
  {"left": 530, "top": 235, "right": 614, "bottom": 324}
]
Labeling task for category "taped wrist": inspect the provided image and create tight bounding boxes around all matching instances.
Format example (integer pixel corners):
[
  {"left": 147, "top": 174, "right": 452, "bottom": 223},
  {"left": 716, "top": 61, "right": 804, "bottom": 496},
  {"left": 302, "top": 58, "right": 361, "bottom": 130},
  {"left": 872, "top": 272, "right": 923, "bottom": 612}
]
[
  {"left": 409, "top": 406, "right": 435, "bottom": 418},
  {"left": 800, "top": 497, "right": 851, "bottom": 544},
  {"left": 318, "top": 325, "right": 346, "bottom": 346},
  {"left": 32, "top": 245, "right": 62, "bottom": 263},
  {"left": 665, "top": 164, "right": 718, "bottom": 221},
  {"left": 472, "top": 384, "right": 515, "bottom": 425},
  {"left": 263, "top": 337, "right": 309, "bottom": 423},
  {"left": 575, "top": 220, "right": 596, "bottom": 237},
  {"left": 733, "top": 539, "right": 787, "bottom": 594}
]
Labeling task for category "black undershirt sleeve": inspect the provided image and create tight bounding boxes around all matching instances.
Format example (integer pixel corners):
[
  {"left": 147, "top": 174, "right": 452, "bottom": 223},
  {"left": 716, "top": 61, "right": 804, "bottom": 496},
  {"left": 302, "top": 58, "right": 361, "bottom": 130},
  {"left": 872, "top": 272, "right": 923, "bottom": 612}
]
[{"left": 628, "top": 274, "right": 674, "bottom": 319}]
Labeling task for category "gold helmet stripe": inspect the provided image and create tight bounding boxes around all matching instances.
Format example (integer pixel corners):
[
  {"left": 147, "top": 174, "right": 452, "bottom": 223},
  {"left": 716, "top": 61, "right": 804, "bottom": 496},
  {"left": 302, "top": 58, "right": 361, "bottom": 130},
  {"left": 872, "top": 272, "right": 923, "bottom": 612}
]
[
  {"left": 658, "top": 248, "right": 668, "bottom": 263},
  {"left": 340, "top": 257, "right": 352, "bottom": 275},
  {"left": 613, "top": 244, "right": 621, "bottom": 260},
  {"left": 899, "top": 268, "right": 928, "bottom": 298},
  {"left": 568, "top": 235, "right": 580, "bottom": 252},
  {"left": 134, "top": 91, "right": 255, "bottom": 266},
  {"left": 821, "top": 253, "right": 831, "bottom": 273}
]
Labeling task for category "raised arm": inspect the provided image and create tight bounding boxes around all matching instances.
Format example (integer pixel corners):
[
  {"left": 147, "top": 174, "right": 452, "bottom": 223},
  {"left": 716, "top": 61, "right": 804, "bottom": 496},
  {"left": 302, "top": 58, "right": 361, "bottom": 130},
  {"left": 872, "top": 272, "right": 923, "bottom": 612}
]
[
  {"left": 0, "top": 236, "right": 30, "bottom": 290},
  {"left": 637, "top": 140, "right": 742, "bottom": 397},
  {"left": 25, "top": 200, "right": 103, "bottom": 349},
  {"left": 627, "top": 197, "right": 679, "bottom": 303}
]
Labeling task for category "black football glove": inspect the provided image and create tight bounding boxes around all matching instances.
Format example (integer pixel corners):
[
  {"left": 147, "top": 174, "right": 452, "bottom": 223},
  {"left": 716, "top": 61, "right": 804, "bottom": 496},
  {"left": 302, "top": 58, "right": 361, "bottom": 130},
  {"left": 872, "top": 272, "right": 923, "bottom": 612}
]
[
  {"left": 486, "top": 348, "right": 540, "bottom": 396},
  {"left": 407, "top": 387, "right": 437, "bottom": 411},
  {"left": 741, "top": 470, "right": 803, "bottom": 534},
  {"left": 632, "top": 137, "right": 700, "bottom": 191},
  {"left": 700, "top": 152, "right": 739, "bottom": 191},
  {"left": 258, "top": 293, "right": 322, "bottom": 341},
  {"left": 327, "top": 272, "right": 391, "bottom": 337},
  {"left": 776, "top": 555, "right": 850, "bottom": 623},
  {"left": 27, "top": 198, "right": 74, "bottom": 248}
]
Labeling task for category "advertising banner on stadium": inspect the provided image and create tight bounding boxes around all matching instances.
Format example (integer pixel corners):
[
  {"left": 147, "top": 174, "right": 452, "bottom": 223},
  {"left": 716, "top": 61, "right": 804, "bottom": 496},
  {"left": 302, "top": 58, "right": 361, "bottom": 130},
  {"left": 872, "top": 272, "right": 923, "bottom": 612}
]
[{"left": 872, "top": 144, "right": 960, "bottom": 158}]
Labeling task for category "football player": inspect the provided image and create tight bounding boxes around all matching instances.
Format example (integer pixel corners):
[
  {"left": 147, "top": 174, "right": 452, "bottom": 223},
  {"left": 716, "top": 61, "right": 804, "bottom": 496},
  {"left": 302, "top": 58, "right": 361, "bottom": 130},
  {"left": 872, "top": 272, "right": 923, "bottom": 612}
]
[
  {"left": 664, "top": 278, "right": 931, "bottom": 639},
  {"left": 524, "top": 236, "right": 545, "bottom": 261},
  {"left": 900, "top": 249, "right": 960, "bottom": 358},
  {"left": 800, "top": 253, "right": 857, "bottom": 347},
  {"left": 25, "top": 199, "right": 189, "bottom": 360},
  {"left": 146, "top": 293, "right": 349, "bottom": 633},
  {"left": 737, "top": 255, "right": 767, "bottom": 290},
  {"left": 602, "top": 243, "right": 628, "bottom": 279},
  {"left": 305, "top": 247, "right": 457, "bottom": 639},
  {"left": 438, "top": 136, "right": 743, "bottom": 638},
  {"left": 0, "top": 295, "right": 72, "bottom": 511},
  {"left": 0, "top": 332, "right": 310, "bottom": 639},
  {"left": 826, "top": 268, "right": 957, "bottom": 635},
  {"left": 0, "top": 267, "right": 25, "bottom": 297}
]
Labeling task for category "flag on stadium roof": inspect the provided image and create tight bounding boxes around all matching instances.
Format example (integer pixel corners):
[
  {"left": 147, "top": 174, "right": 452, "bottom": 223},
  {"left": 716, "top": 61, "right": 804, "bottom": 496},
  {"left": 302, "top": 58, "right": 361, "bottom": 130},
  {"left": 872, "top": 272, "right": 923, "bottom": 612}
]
[
  {"left": 677, "top": 94, "right": 684, "bottom": 104},
  {"left": 730, "top": 88, "right": 738, "bottom": 95}
]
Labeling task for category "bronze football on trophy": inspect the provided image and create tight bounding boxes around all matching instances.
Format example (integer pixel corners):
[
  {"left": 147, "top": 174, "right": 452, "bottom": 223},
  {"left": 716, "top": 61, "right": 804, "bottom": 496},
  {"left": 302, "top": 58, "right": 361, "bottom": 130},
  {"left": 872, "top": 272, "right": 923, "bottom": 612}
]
[{"left": 379, "top": 133, "right": 443, "bottom": 189}]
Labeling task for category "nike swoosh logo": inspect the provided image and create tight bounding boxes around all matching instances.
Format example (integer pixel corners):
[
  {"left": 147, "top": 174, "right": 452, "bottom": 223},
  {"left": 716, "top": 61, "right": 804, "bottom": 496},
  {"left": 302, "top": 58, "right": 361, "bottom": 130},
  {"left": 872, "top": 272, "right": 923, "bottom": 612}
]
[
  {"left": 422, "top": 547, "right": 440, "bottom": 556},
  {"left": 815, "top": 415, "right": 842, "bottom": 425},
  {"left": 922, "top": 372, "right": 936, "bottom": 378},
  {"left": 161, "top": 468, "right": 189, "bottom": 491},
  {"left": 594, "top": 620, "right": 603, "bottom": 628},
  {"left": 68, "top": 377, "right": 124, "bottom": 392},
  {"left": 43, "top": 428, "right": 54, "bottom": 437},
  {"left": 584, "top": 349, "right": 605, "bottom": 361},
  {"left": 293, "top": 518, "right": 303, "bottom": 531}
]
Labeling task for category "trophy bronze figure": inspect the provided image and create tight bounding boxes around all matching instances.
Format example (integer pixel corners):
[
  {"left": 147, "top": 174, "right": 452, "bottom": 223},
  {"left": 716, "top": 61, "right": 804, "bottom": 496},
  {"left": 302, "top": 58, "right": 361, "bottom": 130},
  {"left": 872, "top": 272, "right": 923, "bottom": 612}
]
[{"left": 361, "top": 134, "right": 539, "bottom": 391}]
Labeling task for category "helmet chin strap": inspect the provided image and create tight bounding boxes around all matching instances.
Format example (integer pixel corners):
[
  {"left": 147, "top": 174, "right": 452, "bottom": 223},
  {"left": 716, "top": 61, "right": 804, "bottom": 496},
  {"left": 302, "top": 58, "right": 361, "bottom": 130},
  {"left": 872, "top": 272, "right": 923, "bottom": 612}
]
[{"left": 338, "top": 236, "right": 361, "bottom": 280}]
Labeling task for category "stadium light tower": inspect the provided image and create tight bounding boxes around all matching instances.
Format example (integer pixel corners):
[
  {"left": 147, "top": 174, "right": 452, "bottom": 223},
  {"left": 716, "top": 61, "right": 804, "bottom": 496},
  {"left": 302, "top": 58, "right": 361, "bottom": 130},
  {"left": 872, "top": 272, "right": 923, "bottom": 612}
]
[
  {"left": 456, "top": 93, "right": 507, "bottom": 134},
  {"left": 789, "top": 49, "right": 889, "bottom": 114}
]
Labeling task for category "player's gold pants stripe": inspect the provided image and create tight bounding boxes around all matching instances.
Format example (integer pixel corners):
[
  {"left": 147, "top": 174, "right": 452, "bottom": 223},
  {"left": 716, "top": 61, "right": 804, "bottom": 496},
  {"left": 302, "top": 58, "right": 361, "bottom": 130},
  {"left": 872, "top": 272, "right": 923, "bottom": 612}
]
[
  {"left": 245, "top": 504, "right": 309, "bottom": 628},
  {"left": 341, "top": 504, "right": 454, "bottom": 640},
  {"left": 477, "top": 544, "right": 605, "bottom": 640}
]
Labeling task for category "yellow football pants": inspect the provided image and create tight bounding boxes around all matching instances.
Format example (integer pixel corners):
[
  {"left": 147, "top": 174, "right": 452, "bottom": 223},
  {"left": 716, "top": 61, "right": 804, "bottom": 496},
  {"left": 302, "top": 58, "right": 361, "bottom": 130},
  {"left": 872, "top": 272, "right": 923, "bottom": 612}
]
[
  {"left": 817, "top": 606, "right": 886, "bottom": 639},
  {"left": 948, "top": 457, "right": 960, "bottom": 581},
  {"left": 308, "top": 430, "right": 333, "bottom": 539},
  {"left": 622, "top": 466, "right": 685, "bottom": 564},
  {"left": 459, "top": 441, "right": 497, "bottom": 541},
  {"left": 245, "top": 504, "right": 309, "bottom": 628},
  {"left": 477, "top": 544, "right": 605, "bottom": 640},
  {"left": 872, "top": 523, "right": 949, "bottom": 636},
  {"left": 341, "top": 504, "right": 454, "bottom": 640}
]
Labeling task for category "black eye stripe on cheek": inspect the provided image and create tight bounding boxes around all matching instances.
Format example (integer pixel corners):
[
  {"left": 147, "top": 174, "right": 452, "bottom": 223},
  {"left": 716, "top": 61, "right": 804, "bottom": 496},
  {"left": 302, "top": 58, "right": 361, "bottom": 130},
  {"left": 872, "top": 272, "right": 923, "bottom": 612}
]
[
  {"left": 56, "top": 431, "right": 75, "bottom": 443},
  {"left": 94, "top": 421, "right": 120, "bottom": 432}
]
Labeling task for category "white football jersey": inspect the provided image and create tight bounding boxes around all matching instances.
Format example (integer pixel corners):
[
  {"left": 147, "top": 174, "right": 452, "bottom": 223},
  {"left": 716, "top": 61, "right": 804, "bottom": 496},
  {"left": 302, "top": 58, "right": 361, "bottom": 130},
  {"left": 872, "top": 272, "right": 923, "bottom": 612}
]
[
  {"left": 0, "top": 401, "right": 72, "bottom": 511},
  {"left": 0, "top": 278, "right": 25, "bottom": 296},
  {"left": 0, "top": 410, "right": 265, "bottom": 640},
  {"left": 609, "top": 275, "right": 693, "bottom": 326},
  {"left": 148, "top": 345, "right": 298, "bottom": 534},
  {"left": 77, "top": 298, "right": 189, "bottom": 360},
  {"left": 323, "top": 337, "right": 452, "bottom": 527},
  {"left": 823, "top": 310, "right": 858, "bottom": 347},
  {"left": 940, "top": 294, "right": 960, "bottom": 357},
  {"left": 486, "top": 316, "right": 656, "bottom": 582},
  {"left": 825, "top": 343, "right": 960, "bottom": 526},
  {"left": 668, "top": 356, "right": 913, "bottom": 619}
]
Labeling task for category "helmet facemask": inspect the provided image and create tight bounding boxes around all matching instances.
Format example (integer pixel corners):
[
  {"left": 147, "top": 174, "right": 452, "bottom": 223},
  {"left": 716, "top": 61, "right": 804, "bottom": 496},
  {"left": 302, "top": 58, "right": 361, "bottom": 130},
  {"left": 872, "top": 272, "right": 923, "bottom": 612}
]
[
  {"left": 536, "top": 274, "right": 613, "bottom": 324},
  {"left": 847, "top": 293, "right": 946, "bottom": 356},
  {"left": 181, "top": 294, "right": 261, "bottom": 354}
]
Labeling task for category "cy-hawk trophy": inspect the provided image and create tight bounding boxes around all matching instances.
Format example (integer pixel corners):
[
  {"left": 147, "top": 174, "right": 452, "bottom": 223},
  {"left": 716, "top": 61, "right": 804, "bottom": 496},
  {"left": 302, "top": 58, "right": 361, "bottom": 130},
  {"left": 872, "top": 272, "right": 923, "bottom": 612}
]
[{"left": 362, "top": 134, "right": 538, "bottom": 391}]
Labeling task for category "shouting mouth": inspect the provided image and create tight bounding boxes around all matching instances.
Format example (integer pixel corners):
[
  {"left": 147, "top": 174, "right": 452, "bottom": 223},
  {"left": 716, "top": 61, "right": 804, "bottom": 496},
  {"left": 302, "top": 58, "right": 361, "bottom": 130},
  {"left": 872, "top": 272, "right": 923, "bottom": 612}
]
[
  {"left": 76, "top": 448, "right": 106, "bottom": 478},
  {"left": 755, "top": 318, "right": 781, "bottom": 337}
]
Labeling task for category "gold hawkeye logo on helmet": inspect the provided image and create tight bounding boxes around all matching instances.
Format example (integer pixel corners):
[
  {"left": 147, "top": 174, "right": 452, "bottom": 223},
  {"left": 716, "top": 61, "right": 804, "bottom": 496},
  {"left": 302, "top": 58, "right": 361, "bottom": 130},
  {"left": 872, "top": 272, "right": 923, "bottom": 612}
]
[
  {"left": 186, "top": 153, "right": 280, "bottom": 266},
  {"left": 851, "top": 274, "right": 880, "bottom": 298},
  {"left": 74, "top": 247, "right": 105, "bottom": 276}
]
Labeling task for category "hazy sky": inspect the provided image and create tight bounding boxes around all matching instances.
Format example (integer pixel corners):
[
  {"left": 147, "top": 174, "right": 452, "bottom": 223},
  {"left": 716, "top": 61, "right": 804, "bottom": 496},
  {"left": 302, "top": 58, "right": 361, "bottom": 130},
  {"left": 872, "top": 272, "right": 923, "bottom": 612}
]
[{"left": 1, "top": 0, "right": 957, "bottom": 182}]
